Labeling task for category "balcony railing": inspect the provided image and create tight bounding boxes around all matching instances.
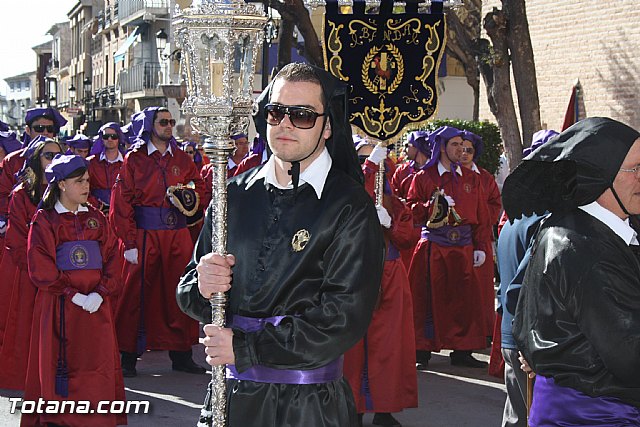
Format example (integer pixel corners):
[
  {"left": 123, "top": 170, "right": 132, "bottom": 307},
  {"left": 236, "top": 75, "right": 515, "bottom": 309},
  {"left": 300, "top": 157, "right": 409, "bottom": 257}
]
[
  {"left": 118, "top": 0, "right": 169, "bottom": 22},
  {"left": 119, "top": 62, "right": 161, "bottom": 94}
]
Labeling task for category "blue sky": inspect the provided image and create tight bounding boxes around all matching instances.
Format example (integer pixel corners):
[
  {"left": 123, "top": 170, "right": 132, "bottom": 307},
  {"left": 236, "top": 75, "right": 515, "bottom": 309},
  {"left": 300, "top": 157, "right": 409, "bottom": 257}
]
[{"left": 0, "top": 0, "right": 77, "bottom": 95}]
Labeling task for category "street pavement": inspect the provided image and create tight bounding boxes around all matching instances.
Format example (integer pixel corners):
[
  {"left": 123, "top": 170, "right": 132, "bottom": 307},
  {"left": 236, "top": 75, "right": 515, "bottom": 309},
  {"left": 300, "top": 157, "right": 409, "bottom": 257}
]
[{"left": 1, "top": 346, "right": 506, "bottom": 426}]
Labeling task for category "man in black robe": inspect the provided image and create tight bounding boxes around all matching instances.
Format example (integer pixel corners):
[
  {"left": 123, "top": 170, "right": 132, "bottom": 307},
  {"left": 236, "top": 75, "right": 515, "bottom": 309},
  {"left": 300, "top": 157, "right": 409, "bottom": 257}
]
[
  {"left": 503, "top": 117, "right": 640, "bottom": 425},
  {"left": 177, "top": 63, "right": 385, "bottom": 426}
]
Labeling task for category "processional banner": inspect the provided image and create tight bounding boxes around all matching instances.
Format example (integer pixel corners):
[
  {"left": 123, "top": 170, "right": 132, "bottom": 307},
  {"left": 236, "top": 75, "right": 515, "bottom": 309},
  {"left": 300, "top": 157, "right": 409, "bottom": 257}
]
[{"left": 323, "top": 0, "right": 447, "bottom": 144}]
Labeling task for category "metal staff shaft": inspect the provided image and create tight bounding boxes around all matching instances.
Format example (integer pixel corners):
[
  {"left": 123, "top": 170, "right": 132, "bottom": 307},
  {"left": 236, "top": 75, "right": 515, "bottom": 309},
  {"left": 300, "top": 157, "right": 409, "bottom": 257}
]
[
  {"left": 204, "top": 137, "right": 233, "bottom": 427},
  {"left": 374, "top": 156, "right": 385, "bottom": 205}
]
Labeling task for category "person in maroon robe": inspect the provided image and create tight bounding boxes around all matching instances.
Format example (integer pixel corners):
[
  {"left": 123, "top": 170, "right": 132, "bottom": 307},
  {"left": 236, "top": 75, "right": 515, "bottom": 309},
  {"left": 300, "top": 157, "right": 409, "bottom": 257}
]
[
  {"left": 232, "top": 134, "right": 269, "bottom": 176},
  {"left": 109, "top": 106, "right": 205, "bottom": 377},
  {"left": 23, "top": 154, "right": 126, "bottom": 427},
  {"left": 460, "top": 130, "right": 502, "bottom": 341},
  {"left": 345, "top": 141, "right": 418, "bottom": 427},
  {"left": 87, "top": 123, "right": 125, "bottom": 214},
  {"left": 227, "top": 132, "right": 250, "bottom": 178},
  {"left": 407, "top": 126, "right": 491, "bottom": 369},
  {"left": 391, "top": 130, "right": 431, "bottom": 199},
  {"left": 0, "top": 138, "right": 62, "bottom": 385},
  {"left": 391, "top": 130, "right": 431, "bottom": 270},
  {"left": 0, "top": 108, "right": 66, "bottom": 263}
]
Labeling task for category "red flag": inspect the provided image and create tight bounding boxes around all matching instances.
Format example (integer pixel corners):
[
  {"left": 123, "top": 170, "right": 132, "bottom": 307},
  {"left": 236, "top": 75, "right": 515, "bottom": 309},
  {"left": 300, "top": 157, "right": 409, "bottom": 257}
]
[{"left": 561, "top": 83, "right": 579, "bottom": 131}]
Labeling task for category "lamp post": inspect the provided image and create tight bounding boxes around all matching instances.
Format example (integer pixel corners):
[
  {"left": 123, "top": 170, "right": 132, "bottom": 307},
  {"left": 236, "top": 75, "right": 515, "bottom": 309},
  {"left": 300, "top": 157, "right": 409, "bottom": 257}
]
[
  {"left": 83, "top": 77, "right": 93, "bottom": 123},
  {"left": 173, "top": 1, "right": 266, "bottom": 425},
  {"left": 69, "top": 84, "right": 77, "bottom": 105}
]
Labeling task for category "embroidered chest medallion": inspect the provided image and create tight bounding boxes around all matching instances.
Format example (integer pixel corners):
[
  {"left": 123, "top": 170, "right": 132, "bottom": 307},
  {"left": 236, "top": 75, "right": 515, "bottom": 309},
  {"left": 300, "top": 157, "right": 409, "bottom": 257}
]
[
  {"left": 171, "top": 165, "right": 181, "bottom": 176},
  {"left": 86, "top": 217, "right": 100, "bottom": 229},
  {"left": 291, "top": 229, "right": 311, "bottom": 252}
]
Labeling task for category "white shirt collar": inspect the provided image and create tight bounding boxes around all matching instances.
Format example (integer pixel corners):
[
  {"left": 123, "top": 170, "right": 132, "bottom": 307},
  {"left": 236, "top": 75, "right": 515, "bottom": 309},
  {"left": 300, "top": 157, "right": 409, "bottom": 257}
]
[
  {"left": 100, "top": 150, "right": 124, "bottom": 164},
  {"left": 147, "top": 141, "right": 173, "bottom": 156},
  {"left": 55, "top": 201, "right": 89, "bottom": 215},
  {"left": 228, "top": 157, "right": 238, "bottom": 170},
  {"left": 246, "top": 147, "right": 332, "bottom": 199},
  {"left": 579, "top": 201, "right": 639, "bottom": 246},
  {"left": 438, "top": 161, "right": 462, "bottom": 176},
  {"left": 470, "top": 162, "right": 480, "bottom": 174}
]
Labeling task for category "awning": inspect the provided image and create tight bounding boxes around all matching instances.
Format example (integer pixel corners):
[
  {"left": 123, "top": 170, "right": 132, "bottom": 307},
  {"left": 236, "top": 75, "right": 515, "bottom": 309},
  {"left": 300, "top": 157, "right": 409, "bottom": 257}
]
[{"left": 114, "top": 27, "right": 139, "bottom": 64}]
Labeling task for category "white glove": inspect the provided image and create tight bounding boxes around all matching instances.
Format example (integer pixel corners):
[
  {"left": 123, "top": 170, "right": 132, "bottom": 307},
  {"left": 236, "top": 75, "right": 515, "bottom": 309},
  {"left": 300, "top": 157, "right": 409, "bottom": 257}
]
[
  {"left": 367, "top": 143, "right": 387, "bottom": 165},
  {"left": 71, "top": 293, "right": 88, "bottom": 308},
  {"left": 442, "top": 192, "right": 455, "bottom": 207},
  {"left": 376, "top": 204, "right": 392, "bottom": 228},
  {"left": 473, "top": 250, "right": 486, "bottom": 267},
  {"left": 83, "top": 292, "right": 104, "bottom": 314},
  {"left": 0, "top": 219, "right": 6, "bottom": 236},
  {"left": 124, "top": 248, "right": 138, "bottom": 264}
]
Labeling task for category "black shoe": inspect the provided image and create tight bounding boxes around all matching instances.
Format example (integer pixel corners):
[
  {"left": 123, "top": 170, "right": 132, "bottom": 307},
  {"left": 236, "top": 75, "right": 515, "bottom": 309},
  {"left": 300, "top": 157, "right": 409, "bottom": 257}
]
[
  {"left": 121, "top": 351, "right": 138, "bottom": 378},
  {"left": 172, "top": 358, "right": 207, "bottom": 374},
  {"left": 357, "top": 413, "right": 363, "bottom": 427},
  {"left": 372, "top": 412, "right": 402, "bottom": 427},
  {"left": 122, "top": 366, "right": 137, "bottom": 378},
  {"left": 450, "top": 351, "right": 488, "bottom": 368}
]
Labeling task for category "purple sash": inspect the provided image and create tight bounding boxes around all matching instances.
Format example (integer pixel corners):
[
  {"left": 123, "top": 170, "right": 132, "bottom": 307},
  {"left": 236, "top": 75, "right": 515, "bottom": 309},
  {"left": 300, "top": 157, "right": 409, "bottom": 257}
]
[
  {"left": 421, "top": 224, "right": 472, "bottom": 247},
  {"left": 226, "top": 314, "right": 344, "bottom": 384},
  {"left": 91, "top": 188, "right": 111, "bottom": 205},
  {"left": 134, "top": 206, "right": 186, "bottom": 230},
  {"left": 386, "top": 242, "right": 400, "bottom": 261},
  {"left": 56, "top": 240, "right": 103, "bottom": 271},
  {"left": 530, "top": 375, "right": 640, "bottom": 426}
]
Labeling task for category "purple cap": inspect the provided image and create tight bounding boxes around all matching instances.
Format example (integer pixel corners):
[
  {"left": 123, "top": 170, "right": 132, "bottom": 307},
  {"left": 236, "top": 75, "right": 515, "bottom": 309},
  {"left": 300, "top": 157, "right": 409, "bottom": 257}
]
[
  {"left": 25, "top": 107, "right": 67, "bottom": 130},
  {"left": 182, "top": 140, "right": 203, "bottom": 164},
  {"left": 44, "top": 154, "right": 89, "bottom": 184},
  {"left": 407, "top": 130, "right": 431, "bottom": 157},
  {"left": 523, "top": 129, "right": 559, "bottom": 157},
  {"left": 67, "top": 134, "right": 92, "bottom": 150},
  {"left": 461, "top": 130, "right": 483, "bottom": 161},
  {"left": 20, "top": 135, "right": 51, "bottom": 160},
  {"left": 424, "top": 126, "right": 465, "bottom": 170},
  {"left": 90, "top": 122, "right": 127, "bottom": 156},
  {"left": 16, "top": 136, "right": 59, "bottom": 182},
  {"left": 231, "top": 132, "right": 248, "bottom": 141},
  {"left": 0, "top": 131, "right": 23, "bottom": 154},
  {"left": 121, "top": 122, "right": 133, "bottom": 137}
]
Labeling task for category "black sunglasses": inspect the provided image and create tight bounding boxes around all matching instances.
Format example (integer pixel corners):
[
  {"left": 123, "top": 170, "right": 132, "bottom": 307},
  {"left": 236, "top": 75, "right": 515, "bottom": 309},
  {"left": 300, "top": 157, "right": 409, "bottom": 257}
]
[
  {"left": 156, "top": 118, "right": 176, "bottom": 127},
  {"left": 264, "top": 104, "right": 325, "bottom": 130},
  {"left": 41, "top": 152, "right": 59, "bottom": 160},
  {"left": 461, "top": 147, "right": 475, "bottom": 154},
  {"left": 32, "top": 125, "right": 56, "bottom": 133},
  {"left": 103, "top": 133, "right": 120, "bottom": 140},
  {"left": 185, "top": 150, "right": 195, "bottom": 155}
]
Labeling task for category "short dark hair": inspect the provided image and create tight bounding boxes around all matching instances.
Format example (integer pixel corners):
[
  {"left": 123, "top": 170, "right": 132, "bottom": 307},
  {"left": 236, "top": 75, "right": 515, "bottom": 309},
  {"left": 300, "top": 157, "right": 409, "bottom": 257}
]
[
  {"left": 272, "top": 63, "right": 325, "bottom": 107},
  {"left": 27, "top": 114, "right": 56, "bottom": 127},
  {"left": 153, "top": 107, "right": 171, "bottom": 123}
]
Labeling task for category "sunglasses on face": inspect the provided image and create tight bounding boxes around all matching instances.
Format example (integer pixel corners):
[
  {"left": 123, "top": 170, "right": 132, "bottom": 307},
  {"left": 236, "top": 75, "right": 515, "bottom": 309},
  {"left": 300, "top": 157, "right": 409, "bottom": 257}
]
[
  {"left": 185, "top": 150, "right": 195, "bottom": 155},
  {"left": 264, "top": 104, "right": 325, "bottom": 130},
  {"left": 32, "top": 125, "right": 56, "bottom": 133},
  {"left": 103, "top": 133, "right": 120, "bottom": 140},
  {"left": 461, "top": 147, "right": 475, "bottom": 154},
  {"left": 41, "top": 152, "right": 59, "bottom": 160},
  {"left": 156, "top": 118, "right": 176, "bottom": 127}
]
